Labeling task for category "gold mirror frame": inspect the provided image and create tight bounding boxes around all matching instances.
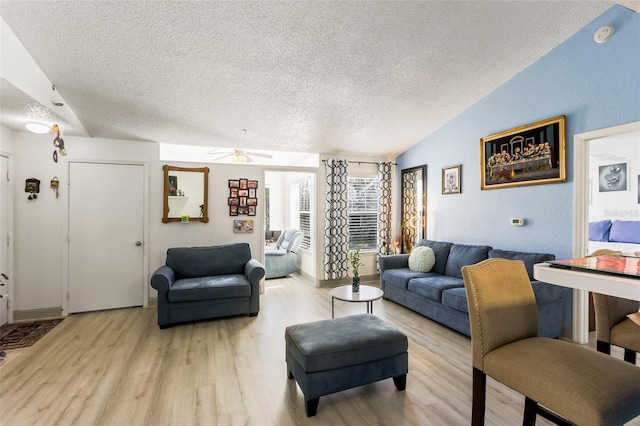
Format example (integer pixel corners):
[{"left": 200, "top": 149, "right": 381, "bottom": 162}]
[
  {"left": 162, "top": 165, "right": 209, "bottom": 223},
  {"left": 400, "top": 165, "right": 426, "bottom": 253}
]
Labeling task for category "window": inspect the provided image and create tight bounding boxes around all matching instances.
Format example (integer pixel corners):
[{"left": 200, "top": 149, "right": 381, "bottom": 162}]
[
  {"left": 348, "top": 177, "right": 379, "bottom": 251},
  {"left": 293, "top": 179, "right": 311, "bottom": 250}
]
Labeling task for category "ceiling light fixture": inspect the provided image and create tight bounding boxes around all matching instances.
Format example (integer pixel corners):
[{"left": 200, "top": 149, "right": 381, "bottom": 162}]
[{"left": 25, "top": 122, "right": 50, "bottom": 134}]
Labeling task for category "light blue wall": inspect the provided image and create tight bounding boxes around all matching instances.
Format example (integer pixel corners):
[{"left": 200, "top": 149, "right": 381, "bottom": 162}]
[{"left": 397, "top": 5, "right": 640, "bottom": 260}]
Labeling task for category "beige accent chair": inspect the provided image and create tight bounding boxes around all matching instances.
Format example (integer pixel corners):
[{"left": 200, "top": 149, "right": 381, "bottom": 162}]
[
  {"left": 587, "top": 249, "right": 640, "bottom": 364},
  {"left": 461, "top": 258, "right": 640, "bottom": 425}
]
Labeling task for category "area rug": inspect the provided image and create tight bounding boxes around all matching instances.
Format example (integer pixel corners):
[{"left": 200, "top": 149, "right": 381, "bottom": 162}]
[{"left": 0, "top": 319, "right": 64, "bottom": 350}]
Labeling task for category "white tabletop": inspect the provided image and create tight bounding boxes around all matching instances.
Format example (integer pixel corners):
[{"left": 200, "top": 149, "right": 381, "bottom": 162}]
[
  {"left": 534, "top": 263, "right": 640, "bottom": 301},
  {"left": 330, "top": 285, "right": 384, "bottom": 302}
]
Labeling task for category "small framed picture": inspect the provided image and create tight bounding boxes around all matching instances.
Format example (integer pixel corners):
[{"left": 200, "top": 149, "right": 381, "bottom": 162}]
[
  {"left": 247, "top": 198, "right": 257, "bottom": 206},
  {"left": 442, "top": 164, "right": 461, "bottom": 195},
  {"left": 238, "top": 206, "right": 249, "bottom": 215},
  {"left": 239, "top": 197, "right": 247, "bottom": 207},
  {"left": 248, "top": 180, "right": 258, "bottom": 189},
  {"left": 229, "top": 179, "right": 240, "bottom": 188},
  {"left": 248, "top": 188, "right": 256, "bottom": 198},
  {"left": 234, "top": 219, "right": 254, "bottom": 233},
  {"left": 229, "top": 205, "right": 238, "bottom": 216},
  {"left": 230, "top": 187, "right": 238, "bottom": 197},
  {"left": 238, "top": 189, "right": 249, "bottom": 197},
  {"left": 228, "top": 197, "right": 239, "bottom": 206},
  {"left": 598, "top": 163, "right": 627, "bottom": 192},
  {"left": 248, "top": 206, "right": 256, "bottom": 216},
  {"left": 239, "top": 178, "right": 248, "bottom": 189}
]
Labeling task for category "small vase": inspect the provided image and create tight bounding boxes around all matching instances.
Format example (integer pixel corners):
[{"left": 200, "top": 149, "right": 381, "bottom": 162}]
[{"left": 352, "top": 276, "right": 360, "bottom": 293}]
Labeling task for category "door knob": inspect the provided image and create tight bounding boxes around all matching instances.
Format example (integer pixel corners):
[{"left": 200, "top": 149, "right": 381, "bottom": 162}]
[{"left": 135, "top": 241, "right": 142, "bottom": 246}]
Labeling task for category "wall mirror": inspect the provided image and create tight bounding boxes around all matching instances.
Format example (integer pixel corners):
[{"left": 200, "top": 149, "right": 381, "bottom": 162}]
[
  {"left": 400, "top": 165, "right": 426, "bottom": 252},
  {"left": 162, "top": 165, "right": 209, "bottom": 223}
]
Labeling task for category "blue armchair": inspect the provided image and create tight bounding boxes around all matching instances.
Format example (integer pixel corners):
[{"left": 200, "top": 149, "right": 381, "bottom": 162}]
[
  {"left": 150, "top": 243, "right": 265, "bottom": 328},
  {"left": 265, "top": 229, "right": 303, "bottom": 279}
]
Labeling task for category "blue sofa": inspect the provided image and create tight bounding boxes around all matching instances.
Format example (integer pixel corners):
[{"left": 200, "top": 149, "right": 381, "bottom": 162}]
[
  {"left": 151, "top": 243, "right": 265, "bottom": 328},
  {"left": 378, "top": 240, "right": 567, "bottom": 338}
]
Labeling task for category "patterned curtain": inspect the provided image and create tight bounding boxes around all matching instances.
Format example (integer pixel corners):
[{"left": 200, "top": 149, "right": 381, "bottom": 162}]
[
  {"left": 377, "top": 162, "right": 393, "bottom": 257},
  {"left": 324, "top": 159, "right": 349, "bottom": 280}
]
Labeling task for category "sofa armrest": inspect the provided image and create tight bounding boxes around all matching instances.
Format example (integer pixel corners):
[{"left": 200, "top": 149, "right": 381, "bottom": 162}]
[
  {"left": 245, "top": 258, "right": 266, "bottom": 286},
  {"left": 378, "top": 254, "right": 410, "bottom": 272},
  {"left": 150, "top": 265, "right": 176, "bottom": 293},
  {"left": 245, "top": 259, "right": 265, "bottom": 315},
  {"left": 150, "top": 265, "right": 176, "bottom": 328}
]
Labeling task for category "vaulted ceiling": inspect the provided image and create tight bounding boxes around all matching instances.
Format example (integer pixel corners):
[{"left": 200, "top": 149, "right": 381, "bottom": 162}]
[{"left": 1, "top": 1, "right": 637, "bottom": 158}]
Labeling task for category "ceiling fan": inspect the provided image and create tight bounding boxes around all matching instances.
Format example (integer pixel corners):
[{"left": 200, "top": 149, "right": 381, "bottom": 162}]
[{"left": 209, "top": 149, "right": 273, "bottom": 163}]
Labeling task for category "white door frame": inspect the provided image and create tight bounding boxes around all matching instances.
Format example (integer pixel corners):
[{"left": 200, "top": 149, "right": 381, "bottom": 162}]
[
  {"left": 572, "top": 121, "right": 640, "bottom": 343},
  {"left": 0, "top": 153, "right": 14, "bottom": 324},
  {"left": 62, "top": 160, "right": 150, "bottom": 315}
]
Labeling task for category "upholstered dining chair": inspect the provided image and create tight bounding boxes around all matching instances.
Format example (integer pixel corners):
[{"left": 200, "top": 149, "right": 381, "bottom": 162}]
[
  {"left": 587, "top": 250, "right": 640, "bottom": 364},
  {"left": 461, "top": 258, "right": 640, "bottom": 426}
]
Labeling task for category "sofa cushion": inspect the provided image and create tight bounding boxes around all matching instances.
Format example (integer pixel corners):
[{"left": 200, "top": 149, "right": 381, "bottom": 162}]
[
  {"left": 609, "top": 221, "right": 640, "bottom": 244},
  {"left": 441, "top": 287, "right": 469, "bottom": 313},
  {"left": 589, "top": 220, "right": 612, "bottom": 242},
  {"left": 408, "top": 246, "right": 436, "bottom": 272},
  {"left": 418, "top": 240, "right": 453, "bottom": 275},
  {"left": 383, "top": 268, "right": 434, "bottom": 290},
  {"left": 168, "top": 274, "right": 251, "bottom": 303},
  {"left": 166, "top": 243, "right": 251, "bottom": 279},
  {"left": 408, "top": 276, "right": 464, "bottom": 302},
  {"left": 444, "top": 244, "right": 491, "bottom": 279},
  {"left": 488, "top": 249, "right": 555, "bottom": 280}
]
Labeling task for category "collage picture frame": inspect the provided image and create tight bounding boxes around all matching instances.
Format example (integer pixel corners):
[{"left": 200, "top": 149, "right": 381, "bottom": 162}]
[{"left": 228, "top": 178, "right": 258, "bottom": 216}]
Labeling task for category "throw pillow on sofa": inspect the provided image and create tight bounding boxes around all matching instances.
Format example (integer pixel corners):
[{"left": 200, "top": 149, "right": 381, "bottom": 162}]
[{"left": 408, "top": 246, "right": 436, "bottom": 272}]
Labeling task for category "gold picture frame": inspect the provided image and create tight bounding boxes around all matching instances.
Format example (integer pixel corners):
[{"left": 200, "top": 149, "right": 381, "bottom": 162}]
[{"left": 480, "top": 115, "right": 566, "bottom": 190}]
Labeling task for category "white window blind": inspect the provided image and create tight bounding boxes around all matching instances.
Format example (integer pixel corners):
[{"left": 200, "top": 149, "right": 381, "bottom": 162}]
[
  {"left": 294, "top": 179, "right": 311, "bottom": 250},
  {"left": 348, "top": 177, "right": 379, "bottom": 250}
]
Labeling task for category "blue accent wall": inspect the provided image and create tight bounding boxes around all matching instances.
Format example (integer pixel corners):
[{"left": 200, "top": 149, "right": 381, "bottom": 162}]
[{"left": 397, "top": 5, "right": 639, "bottom": 260}]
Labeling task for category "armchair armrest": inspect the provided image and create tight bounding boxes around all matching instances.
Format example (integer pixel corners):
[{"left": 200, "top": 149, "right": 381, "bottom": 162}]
[
  {"left": 150, "top": 265, "right": 176, "bottom": 328},
  {"left": 245, "top": 258, "right": 266, "bottom": 286},
  {"left": 245, "top": 258, "right": 265, "bottom": 316},
  {"left": 150, "top": 265, "right": 176, "bottom": 293}
]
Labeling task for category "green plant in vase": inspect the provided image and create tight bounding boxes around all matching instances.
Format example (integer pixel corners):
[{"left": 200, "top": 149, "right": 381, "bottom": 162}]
[{"left": 348, "top": 246, "right": 364, "bottom": 293}]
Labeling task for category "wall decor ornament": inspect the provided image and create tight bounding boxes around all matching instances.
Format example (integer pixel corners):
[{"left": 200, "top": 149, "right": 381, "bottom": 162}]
[
  {"left": 598, "top": 163, "right": 627, "bottom": 192},
  {"left": 442, "top": 164, "right": 461, "bottom": 194},
  {"left": 480, "top": 115, "right": 566, "bottom": 190},
  {"left": 228, "top": 179, "right": 258, "bottom": 216},
  {"left": 234, "top": 219, "right": 254, "bottom": 233}
]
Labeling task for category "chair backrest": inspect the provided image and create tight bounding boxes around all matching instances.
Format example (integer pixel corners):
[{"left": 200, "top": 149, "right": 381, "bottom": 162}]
[
  {"left": 586, "top": 249, "right": 639, "bottom": 341},
  {"left": 278, "top": 229, "right": 303, "bottom": 253},
  {"left": 461, "top": 258, "right": 538, "bottom": 371}
]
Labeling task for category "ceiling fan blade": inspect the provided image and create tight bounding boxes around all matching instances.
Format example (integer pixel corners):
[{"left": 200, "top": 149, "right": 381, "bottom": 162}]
[
  {"left": 211, "top": 153, "right": 233, "bottom": 162},
  {"left": 245, "top": 151, "right": 273, "bottom": 158}
]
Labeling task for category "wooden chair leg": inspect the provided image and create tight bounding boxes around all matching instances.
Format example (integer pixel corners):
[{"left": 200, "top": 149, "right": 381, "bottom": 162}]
[
  {"left": 624, "top": 348, "right": 637, "bottom": 364},
  {"left": 523, "top": 397, "right": 537, "bottom": 426},
  {"left": 472, "top": 368, "right": 486, "bottom": 426},
  {"left": 596, "top": 340, "right": 611, "bottom": 354}
]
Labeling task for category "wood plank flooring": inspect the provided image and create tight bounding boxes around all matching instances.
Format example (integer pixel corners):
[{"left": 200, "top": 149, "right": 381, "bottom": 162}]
[{"left": 1, "top": 275, "right": 638, "bottom": 425}]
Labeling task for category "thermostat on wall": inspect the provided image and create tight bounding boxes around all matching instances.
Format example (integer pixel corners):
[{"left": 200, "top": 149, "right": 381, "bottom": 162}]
[{"left": 511, "top": 218, "right": 524, "bottom": 226}]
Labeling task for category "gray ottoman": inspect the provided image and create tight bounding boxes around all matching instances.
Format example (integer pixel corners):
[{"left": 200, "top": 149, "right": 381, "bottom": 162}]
[{"left": 285, "top": 314, "right": 408, "bottom": 416}]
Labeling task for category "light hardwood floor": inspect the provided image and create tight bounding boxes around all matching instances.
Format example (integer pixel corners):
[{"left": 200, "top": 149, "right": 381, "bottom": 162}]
[{"left": 1, "top": 275, "right": 638, "bottom": 426}]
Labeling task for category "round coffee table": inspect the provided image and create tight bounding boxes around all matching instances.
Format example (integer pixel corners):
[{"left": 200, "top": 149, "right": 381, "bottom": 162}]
[{"left": 330, "top": 285, "right": 384, "bottom": 318}]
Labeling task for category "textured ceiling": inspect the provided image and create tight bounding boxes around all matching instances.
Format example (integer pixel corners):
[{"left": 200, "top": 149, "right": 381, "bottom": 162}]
[{"left": 0, "top": 1, "right": 635, "bottom": 157}]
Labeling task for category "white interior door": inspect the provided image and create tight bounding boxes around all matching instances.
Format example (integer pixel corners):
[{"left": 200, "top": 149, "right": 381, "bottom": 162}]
[
  {"left": 68, "top": 162, "right": 144, "bottom": 313},
  {"left": 0, "top": 156, "right": 9, "bottom": 325}
]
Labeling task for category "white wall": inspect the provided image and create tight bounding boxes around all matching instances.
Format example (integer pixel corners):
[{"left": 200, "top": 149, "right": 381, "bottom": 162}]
[
  {"left": 8, "top": 127, "right": 266, "bottom": 312},
  {"left": 589, "top": 133, "right": 640, "bottom": 222}
]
